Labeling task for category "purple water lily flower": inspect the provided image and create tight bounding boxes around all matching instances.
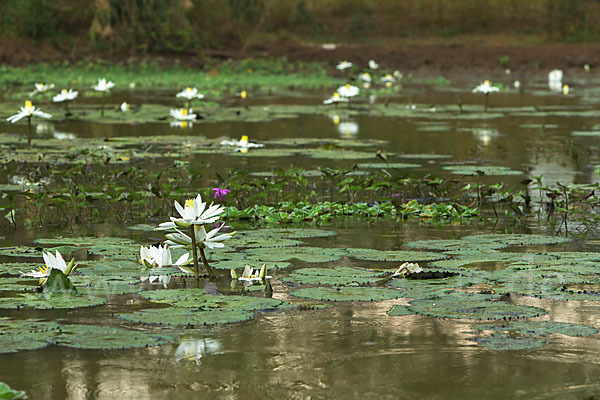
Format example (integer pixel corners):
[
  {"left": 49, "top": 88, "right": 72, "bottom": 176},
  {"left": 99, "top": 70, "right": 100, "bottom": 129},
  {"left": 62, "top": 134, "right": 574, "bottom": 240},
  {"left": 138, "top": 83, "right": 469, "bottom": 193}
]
[{"left": 212, "top": 187, "right": 231, "bottom": 201}]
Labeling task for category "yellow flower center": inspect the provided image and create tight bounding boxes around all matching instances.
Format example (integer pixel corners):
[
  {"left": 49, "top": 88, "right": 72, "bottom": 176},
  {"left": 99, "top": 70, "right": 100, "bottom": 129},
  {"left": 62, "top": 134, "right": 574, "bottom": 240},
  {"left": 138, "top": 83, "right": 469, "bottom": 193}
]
[
  {"left": 185, "top": 199, "right": 194, "bottom": 208},
  {"left": 62, "top": 89, "right": 67, "bottom": 94},
  {"left": 241, "top": 135, "right": 249, "bottom": 142},
  {"left": 332, "top": 115, "right": 340, "bottom": 125},
  {"left": 241, "top": 90, "right": 247, "bottom": 99},
  {"left": 345, "top": 84, "right": 351, "bottom": 89},
  {"left": 333, "top": 92, "right": 340, "bottom": 98},
  {"left": 182, "top": 108, "right": 188, "bottom": 116},
  {"left": 563, "top": 84, "right": 569, "bottom": 95},
  {"left": 484, "top": 80, "right": 491, "bottom": 85},
  {"left": 25, "top": 100, "right": 32, "bottom": 108},
  {"left": 182, "top": 121, "right": 188, "bottom": 128}
]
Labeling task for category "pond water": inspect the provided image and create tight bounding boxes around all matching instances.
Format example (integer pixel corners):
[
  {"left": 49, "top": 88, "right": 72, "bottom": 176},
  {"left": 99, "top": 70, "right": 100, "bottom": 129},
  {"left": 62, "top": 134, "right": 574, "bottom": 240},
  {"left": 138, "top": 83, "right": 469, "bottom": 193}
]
[{"left": 2, "top": 78, "right": 600, "bottom": 399}]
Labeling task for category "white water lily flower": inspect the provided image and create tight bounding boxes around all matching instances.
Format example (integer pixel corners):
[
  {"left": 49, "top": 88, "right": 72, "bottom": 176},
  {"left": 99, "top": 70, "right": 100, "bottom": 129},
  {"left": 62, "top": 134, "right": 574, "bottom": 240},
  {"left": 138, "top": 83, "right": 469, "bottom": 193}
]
[
  {"left": 548, "top": 69, "right": 563, "bottom": 83},
  {"left": 120, "top": 102, "right": 129, "bottom": 112},
  {"left": 138, "top": 244, "right": 190, "bottom": 268},
  {"left": 220, "top": 135, "right": 264, "bottom": 150},
  {"left": 381, "top": 74, "right": 395, "bottom": 84},
  {"left": 337, "top": 121, "right": 359, "bottom": 138},
  {"left": 93, "top": 78, "right": 115, "bottom": 92},
  {"left": 176, "top": 87, "right": 204, "bottom": 100},
  {"left": 30, "top": 83, "right": 55, "bottom": 95},
  {"left": 368, "top": 59, "right": 379, "bottom": 69},
  {"left": 165, "top": 224, "right": 234, "bottom": 250},
  {"left": 170, "top": 108, "right": 197, "bottom": 121},
  {"left": 472, "top": 80, "right": 499, "bottom": 94},
  {"left": 52, "top": 89, "right": 78, "bottom": 103},
  {"left": 392, "top": 262, "right": 423, "bottom": 278},
  {"left": 7, "top": 101, "right": 52, "bottom": 123},
  {"left": 170, "top": 120, "right": 193, "bottom": 128},
  {"left": 336, "top": 61, "right": 353, "bottom": 70},
  {"left": 393, "top": 70, "right": 403, "bottom": 80},
  {"left": 323, "top": 92, "right": 348, "bottom": 105},
  {"left": 157, "top": 194, "right": 225, "bottom": 230},
  {"left": 235, "top": 265, "right": 272, "bottom": 285},
  {"left": 359, "top": 72, "right": 372, "bottom": 83},
  {"left": 21, "top": 250, "right": 77, "bottom": 285},
  {"left": 53, "top": 132, "right": 76, "bottom": 140},
  {"left": 337, "top": 84, "right": 360, "bottom": 98},
  {"left": 514, "top": 81, "right": 521, "bottom": 89}
]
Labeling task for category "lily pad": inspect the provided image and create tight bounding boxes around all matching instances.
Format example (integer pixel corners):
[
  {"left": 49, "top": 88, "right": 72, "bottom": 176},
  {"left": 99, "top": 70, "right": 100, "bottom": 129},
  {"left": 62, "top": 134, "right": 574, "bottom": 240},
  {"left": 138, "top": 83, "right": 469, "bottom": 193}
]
[
  {"left": 407, "top": 292, "right": 546, "bottom": 320},
  {"left": 119, "top": 307, "right": 255, "bottom": 327},
  {"left": 0, "top": 245, "right": 79, "bottom": 258},
  {"left": 472, "top": 321, "right": 598, "bottom": 338},
  {"left": 54, "top": 324, "right": 174, "bottom": 349},
  {"left": 138, "top": 289, "right": 284, "bottom": 310},
  {"left": 244, "top": 247, "right": 346, "bottom": 263},
  {"left": 387, "top": 305, "right": 415, "bottom": 316},
  {"left": 290, "top": 286, "right": 402, "bottom": 302},
  {"left": 0, "top": 318, "right": 61, "bottom": 354},
  {"left": 442, "top": 166, "right": 523, "bottom": 176},
  {"left": 460, "top": 234, "right": 570, "bottom": 247},
  {"left": 0, "top": 291, "right": 107, "bottom": 310},
  {"left": 282, "top": 267, "right": 387, "bottom": 286},
  {"left": 346, "top": 248, "right": 446, "bottom": 262},
  {"left": 356, "top": 162, "right": 421, "bottom": 169},
  {"left": 397, "top": 154, "right": 452, "bottom": 159},
  {"left": 474, "top": 333, "right": 547, "bottom": 351}
]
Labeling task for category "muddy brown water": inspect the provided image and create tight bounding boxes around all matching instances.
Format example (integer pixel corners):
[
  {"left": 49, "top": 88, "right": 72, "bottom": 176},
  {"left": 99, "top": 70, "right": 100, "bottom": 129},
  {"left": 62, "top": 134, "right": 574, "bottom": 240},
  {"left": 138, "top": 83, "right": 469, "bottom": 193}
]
[{"left": 2, "top": 80, "right": 600, "bottom": 399}]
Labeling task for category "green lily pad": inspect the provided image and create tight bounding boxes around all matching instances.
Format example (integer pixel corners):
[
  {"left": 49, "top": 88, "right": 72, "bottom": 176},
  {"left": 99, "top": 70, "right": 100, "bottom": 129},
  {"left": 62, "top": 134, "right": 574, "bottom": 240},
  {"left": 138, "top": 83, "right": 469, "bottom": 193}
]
[
  {"left": 54, "top": 324, "right": 174, "bottom": 349},
  {"left": 442, "top": 166, "right": 523, "bottom": 176},
  {"left": 408, "top": 292, "right": 546, "bottom": 320},
  {"left": 0, "top": 318, "right": 61, "bottom": 354},
  {"left": 138, "top": 289, "right": 285, "bottom": 310},
  {"left": 244, "top": 247, "right": 346, "bottom": 263},
  {"left": 572, "top": 130, "right": 600, "bottom": 137},
  {"left": 282, "top": 267, "right": 388, "bottom": 286},
  {"left": 472, "top": 321, "right": 598, "bottom": 337},
  {"left": 346, "top": 248, "right": 446, "bottom": 262},
  {"left": 0, "top": 245, "right": 79, "bottom": 258},
  {"left": 356, "top": 162, "right": 421, "bottom": 169},
  {"left": 119, "top": 307, "right": 255, "bottom": 327},
  {"left": 298, "top": 148, "right": 376, "bottom": 160},
  {"left": 397, "top": 154, "right": 452, "bottom": 159},
  {"left": 290, "top": 286, "right": 402, "bottom": 302},
  {"left": 0, "top": 291, "right": 107, "bottom": 309},
  {"left": 460, "top": 234, "right": 570, "bottom": 247},
  {"left": 127, "top": 224, "right": 157, "bottom": 231},
  {"left": 387, "top": 305, "right": 415, "bottom": 316},
  {"left": 388, "top": 273, "right": 481, "bottom": 299},
  {"left": 33, "top": 236, "right": 137, "bottom": 246},
  {"left": 0, "top": 382, "right": 26, "bottom": 399},
  {"left": 212, "top": 260, "right": 291, "bottom": 271}
]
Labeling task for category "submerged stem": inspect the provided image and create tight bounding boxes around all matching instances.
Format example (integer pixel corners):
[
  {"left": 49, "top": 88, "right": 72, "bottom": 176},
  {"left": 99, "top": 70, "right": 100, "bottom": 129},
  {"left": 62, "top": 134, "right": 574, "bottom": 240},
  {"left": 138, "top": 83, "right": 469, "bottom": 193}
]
[{"left": 189, "top": 225, "right": 199, "bottom": 280}]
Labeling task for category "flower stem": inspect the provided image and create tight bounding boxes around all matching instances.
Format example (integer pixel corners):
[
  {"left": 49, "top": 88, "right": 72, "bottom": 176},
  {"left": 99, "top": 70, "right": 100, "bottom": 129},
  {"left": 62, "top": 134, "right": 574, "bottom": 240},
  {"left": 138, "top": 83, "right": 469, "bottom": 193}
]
[
  {"left": 27, "top": 116, "right": 31, "bottom": 146},
  {"left": 484, "top": 93, "right": 489, "bottom": 112},
  {"left": 199, "top": 247, "right": 215, "bottom": 277},
  {"left": 189, "top": 225, "right": 199, "bottom": 280},
  {"left": 101, "top": 93, "right": 105, "bottom": 118}
]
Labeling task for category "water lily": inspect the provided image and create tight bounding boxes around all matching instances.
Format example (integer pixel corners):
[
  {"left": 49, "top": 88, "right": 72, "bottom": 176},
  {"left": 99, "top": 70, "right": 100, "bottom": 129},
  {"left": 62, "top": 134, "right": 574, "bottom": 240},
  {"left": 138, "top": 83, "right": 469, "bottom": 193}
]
[
  {"left": 393, "top": 70, "right": 403, "bottom": 80},
  {"left": 157, "top": 194, "right": 224, "bottom": 230},
  {"left": 337, "top": 84, "right": 360, "bottom": 98},
  {"left": 231, "top": 264, "right": 272, "bottom": 285},
  {"left": 323, "top": 92, "right": 348, "bottom": 105},
  {"left": 548, "top": 69, "right": 563, "bottom": 84},
  {"left": 94, "top": 78, "right": 114, "bottom": 117},
  {"left": 165, "top": 224, "right": 234, "bottom": 250},
  {"left": 359, "top": 72, "right": 372, "bottom": 83},
  {"left": 170, "top": 120, "right": 193, "bottom": 128},
  {"left": 138, "top": 244, "right": 190, "bottom": 269},
  {"left": 220, "top": 135, "right": 264, "bottom": 152},
  {"left": 120, "top": 102, "right": 129, "bottom": 112},
  {"left": 472, "top": 80, "right": 499, "bottom": 112},
  {"left": 392, "top": 262, "right": 423, "bottom": 277},
  {"left": 562, "top": 84, "right": 570, "bottom": 95},
  {"left": 170, "top": 108, "right": 196, "bottom": 121},
  {"left": 368, "top": 59, "right": 379, "bottom": 69},
  {"left": 240, "top": 90, "right": 247, "bottom": 99},
  {"left": 336, "top": 61, "right": 353, "bottom": 70},
  {"left": 93, "top": 78, "right": 115, "bottom": 92},
  {"left": 53, "top": 89, "right": 78, "bottom": 115},
  {"left": 584, "top": 64, "right": 591, "bottom": 72},
  {"left": 381, "top": 74, "right": 395, "bottom": 88},
  {"left": 21, "top": 250, "right": 77, "bottom": 285},
  {"left": 52, "top": 89, "right": 78, "bottom": 103},
  {"left": 212, "top": 187, "right": 230, "bottom": 201},
  {"left": 6, "top": 101, "right": 52, "bottom": 146},
  {"left": 176, "top": 87, "right": 204, "bottom": 100},
  {"left": 30, "top": 82, "right": 54, "bottom": 95},
  {"left": 176, "top": 87, "right": 204, "bottom": 110}
]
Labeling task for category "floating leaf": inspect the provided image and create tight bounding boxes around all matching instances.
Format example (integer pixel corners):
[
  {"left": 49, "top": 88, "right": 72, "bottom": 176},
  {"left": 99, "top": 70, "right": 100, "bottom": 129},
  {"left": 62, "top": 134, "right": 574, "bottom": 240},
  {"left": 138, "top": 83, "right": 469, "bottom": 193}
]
[
  {"left": 244, "top": 247, "right": 346, "bottom": 263},
  {"left": 442, "top": 166, "right": 523, "bottom": 176},
  {"left": 356, "top": 162, "right": 421, "bottom": 169},
  {"left": 119, "top": 307, "right": 255, "bottom": 327},
  {"left": 387, "top": 305, "right": 415, "bottom": 316},
  {"left": 290, "top": 286, "right": 402, "bottom": 302},
  {"left": 54, "top": 324, "right": 174, "bottom": 349},
  {"left": 474, "top": 333, "right": 547, "bottom": 351},
  {"left": 346, "top": 248, "right": 446, "bottom": 262},
  {"left": 408, "top": 292, "right": 546, "bottom": 320},
  {"left": 0, "top": 291, "right": 106, "bottom": 310},
  {"left": 282, "top": 267, "right": 387, "bottom": 286}
]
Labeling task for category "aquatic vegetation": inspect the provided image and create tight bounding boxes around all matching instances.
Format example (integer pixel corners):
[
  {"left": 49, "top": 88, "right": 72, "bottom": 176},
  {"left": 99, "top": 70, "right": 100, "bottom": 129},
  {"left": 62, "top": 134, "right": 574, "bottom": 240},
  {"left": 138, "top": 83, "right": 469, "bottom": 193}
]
[
  {"left": 170, "top": 108, "right": 196, "bottom": 121},
  {"left": 20, "top": 250, "right": 77, "bottom": 286},
  {"left": 0, "top": 382, "right": 26, "bottom": 399},
  {"left": 93, "top": 78, "right": 115, "bottom": 117},
  {"left": 336, "top": 61, "right": 353, "bottom": 70},
  {"left": 472, "top": 80, "right": 499, "bottom": 111},
  {"left": 52, "top": 88, "right": 78, "bottom": 115},
  {"left": 6, "top": 100, "right": 51, "bottom": 146},
  {"left": 392, "top": 262, "right": 423, "bottom": 277},
  {"left": 30, "top": 82, "right": 54, "bottom": 96},
  {"left": 138, "top": 244, "right": 190, "bottom": 269},
  {"left": 290, "top": 286, "right": 402, "bottom": 302},
  {"left": 176, "top": 86, "right": 204, "bottom": 111},
  {"left": 220, "top": 135, "right": 264, "bottom": 152},
  {"left": 282, "top": 267, "right": 387, "bottom": 286},
  {"left": 212, "top": 187, "right": 230, "bottom": 201}
]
